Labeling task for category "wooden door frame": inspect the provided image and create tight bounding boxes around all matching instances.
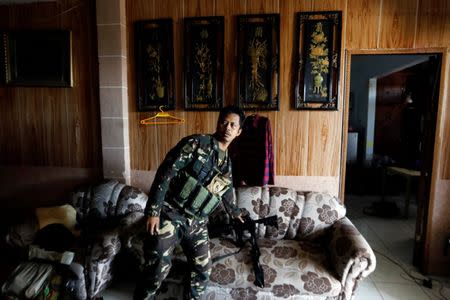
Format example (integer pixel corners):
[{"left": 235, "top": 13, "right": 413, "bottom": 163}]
[{"left": 339, "top": 48, "right": 448, "bottom": 271}]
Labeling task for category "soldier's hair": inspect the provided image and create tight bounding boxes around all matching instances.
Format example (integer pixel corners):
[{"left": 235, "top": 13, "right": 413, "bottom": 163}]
[{"left": 218, "top": 105, "right": 245, "bottom": 128}]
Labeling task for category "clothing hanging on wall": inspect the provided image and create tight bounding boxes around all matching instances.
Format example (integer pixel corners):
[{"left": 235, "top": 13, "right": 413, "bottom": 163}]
[{"left": 230, "top": 114, "right": 275, "bottom": 186}]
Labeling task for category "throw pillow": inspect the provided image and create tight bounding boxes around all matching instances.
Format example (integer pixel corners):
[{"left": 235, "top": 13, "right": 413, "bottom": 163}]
[{"left": 296, "top": 192, "right": 346, "bottom": 239}]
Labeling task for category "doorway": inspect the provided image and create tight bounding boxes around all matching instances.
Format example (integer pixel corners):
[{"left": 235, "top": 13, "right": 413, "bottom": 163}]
[{"left": 340, "top": 51, "right": 443, "bottom": 272}]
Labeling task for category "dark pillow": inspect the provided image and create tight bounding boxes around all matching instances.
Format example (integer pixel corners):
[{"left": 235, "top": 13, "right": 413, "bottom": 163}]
[{"left": 34, "top": 223, "right": 76, "bottom": 252}]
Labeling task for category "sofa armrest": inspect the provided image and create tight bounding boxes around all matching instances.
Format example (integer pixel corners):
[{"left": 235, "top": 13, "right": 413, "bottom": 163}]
[
  {"left": 88, "top": 229, "right": 122, "bottom": 262},
  {"left": 327, "top": 217, "right": 376, "bottom": 299},
  {"left": 118, "top": 212, "right": 146, "bottom": 248},
  {"left": 83, "top": 229, "right": 122, "bottom": 298}
]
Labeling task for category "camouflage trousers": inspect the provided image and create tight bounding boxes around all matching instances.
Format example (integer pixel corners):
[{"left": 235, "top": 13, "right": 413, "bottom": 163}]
[{"left": 134, "top": 208, "right": 211, "bottom": 300}]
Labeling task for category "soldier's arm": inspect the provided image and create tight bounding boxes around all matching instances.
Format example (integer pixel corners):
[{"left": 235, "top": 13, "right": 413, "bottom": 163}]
[
  {"left": 145, "top": 137, "right": 199, "bottom": 217},
  {"left": 221, "top": 171, "right": 242, "bottom": 219},
  {"left": 222, "top": 189, "right": 242, "bottom": 219}
]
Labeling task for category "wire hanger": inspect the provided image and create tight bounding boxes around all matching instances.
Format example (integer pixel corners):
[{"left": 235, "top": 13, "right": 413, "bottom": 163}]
[
  {"left": 245, "top": 109, "right": 258, "bottom": 120},
  {"left": 140, "top": 106, "right": 185, "bottom": 125},
  {"left": 248, "top": 108, "right": 258, "bottom": 117}
]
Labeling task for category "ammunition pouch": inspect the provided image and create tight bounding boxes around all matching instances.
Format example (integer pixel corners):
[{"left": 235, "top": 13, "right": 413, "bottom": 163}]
[{"left": 172, "top": 172, "right": 225, "bottom": 218}]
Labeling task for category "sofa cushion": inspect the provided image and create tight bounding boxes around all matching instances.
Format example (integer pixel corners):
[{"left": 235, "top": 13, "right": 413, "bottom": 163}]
[
  {"left": 235, "top": 187, "right": 268, "bottom": 237},
  {"left": 207, "top": 238, "right": 342, "bottom": 298},
  {"left": 72, "top": 180, "right": 147, "bottom": 223},
  {"left": 235, "top": 187, "right": 307, "bottom": 240},
  {"left": 115, "top": 186, "right": 147, "bottom": 216},
  {"left": 265, "top": 187, "right": 300, "bottom": 240},
  {"left": 297, "top": 192, "right": 346, "bottom": 240},
  {"left": 72, "top": 180, "right": 125, "bottom": 220},
  {"left": 286, "top": 191, "right": 307, "bottom": 239}
]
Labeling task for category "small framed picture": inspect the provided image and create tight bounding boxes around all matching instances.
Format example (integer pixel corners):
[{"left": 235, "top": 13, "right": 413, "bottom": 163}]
[
  {"left": 293, "top": 11, "right": 342, "bottom": 110},
  {"left": 183, "top": 16, "right": 224, "bottom": 111},
  {"left": 134, "top": 19, "right": 175, "bottom": 111},
  {"left": 1, "top": 30, "right": 72, "bottom": 87},
  {"left": 236, "top": 14, "right": 280, "bottom": 111}
]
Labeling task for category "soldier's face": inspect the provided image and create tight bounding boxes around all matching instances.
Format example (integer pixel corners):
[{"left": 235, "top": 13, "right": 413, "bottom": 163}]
[{"left": 216, "top": 113, "right": 242, "bottom": 143}]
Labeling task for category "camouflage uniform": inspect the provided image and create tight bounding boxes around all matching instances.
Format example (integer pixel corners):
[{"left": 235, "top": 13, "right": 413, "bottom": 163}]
[{"left": 134, "top": 134, "right": 241, "bottom": 300}]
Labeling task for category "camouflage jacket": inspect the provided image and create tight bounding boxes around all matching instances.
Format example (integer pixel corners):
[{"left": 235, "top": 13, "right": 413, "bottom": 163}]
[{"left": 145, "top": 134, "right": 241, "bottom": 219}]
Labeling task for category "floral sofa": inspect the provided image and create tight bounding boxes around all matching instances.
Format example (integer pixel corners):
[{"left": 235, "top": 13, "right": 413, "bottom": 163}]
[
  {"left": 70, "top": 180, "right": 148, "bottom": 298},
  {"left": 152, "top": 186, "right": 376, "bottom": 300},
  {"left": 3, "top": 180, "right": 148, "bottom": 299}
]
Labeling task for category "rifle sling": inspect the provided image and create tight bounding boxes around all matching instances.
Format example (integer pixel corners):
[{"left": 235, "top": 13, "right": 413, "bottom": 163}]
[{"left": 211, "top": 240, "right": 245, "bottom": 263}]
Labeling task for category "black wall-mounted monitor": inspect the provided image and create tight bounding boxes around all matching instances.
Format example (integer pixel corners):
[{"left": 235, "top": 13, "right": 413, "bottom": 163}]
[{"left": 1, "top": 30, "right": 72, "bottom": 87}]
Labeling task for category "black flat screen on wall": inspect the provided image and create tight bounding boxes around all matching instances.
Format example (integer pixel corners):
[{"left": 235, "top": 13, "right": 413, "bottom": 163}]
[{"left": 1, "top": 30, "right": 72, "bottom": 87}]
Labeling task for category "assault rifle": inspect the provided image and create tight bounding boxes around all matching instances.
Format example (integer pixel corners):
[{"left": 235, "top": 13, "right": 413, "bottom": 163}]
[{"left": 209, "top": 214, "right": 278, "bottom": 288}]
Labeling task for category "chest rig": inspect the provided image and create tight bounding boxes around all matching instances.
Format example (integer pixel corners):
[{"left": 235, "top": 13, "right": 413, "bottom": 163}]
[{"left": 170, "top": 137, "right": 232, "bottom": 219}]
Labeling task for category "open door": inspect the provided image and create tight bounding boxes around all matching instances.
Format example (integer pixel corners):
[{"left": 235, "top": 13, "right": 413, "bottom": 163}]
[
  {"left": 413, "top": 54, "right": 442, "bottom": 270},
  {"left": 341, "top": 51, "right": 445, "bottom": 274}
]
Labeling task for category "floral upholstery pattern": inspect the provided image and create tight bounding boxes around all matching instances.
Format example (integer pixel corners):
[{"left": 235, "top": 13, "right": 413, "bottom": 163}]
[
  {"left": 71, "top": 180, "right": 148, "bottom": 298},
  {"left": 158, "top": 186, "right": 375, "bottom": 300},
  {"left": 297, "top": 192, "right": 346, "bottom": 239},
  {"left": 207, "top": 238, "right": 341, "bottom": 297},
  {"left": 265, "top": 187, "right": 298, "bottom": 239},
  {"left": 327, "top": 217, "right": 376, "bottom": 298},
  {"left": 71, "top": 181, "right": 146, "bottom": 221},
  {"left": 235, "top": 187, "right": 267, "bottom": 237}
]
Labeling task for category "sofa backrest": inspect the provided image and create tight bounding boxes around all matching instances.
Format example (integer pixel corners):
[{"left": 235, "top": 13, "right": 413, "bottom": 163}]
[
  {"left": 71, "top": 180, "right": 148, "bottom": 222},
  {"left": 234, "top": 186, "right": 346, "bottom": 240}
]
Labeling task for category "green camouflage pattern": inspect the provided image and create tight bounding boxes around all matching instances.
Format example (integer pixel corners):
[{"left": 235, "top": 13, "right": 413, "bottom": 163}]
[
  {"left": 145, "top": 134, "right": 240, "bottom": 219},
  {"left": 135, "top": 135, "right": 241, "bottom": 300},
  {"left": 134, "top": 208, "right": 211, "bottom": 300}
]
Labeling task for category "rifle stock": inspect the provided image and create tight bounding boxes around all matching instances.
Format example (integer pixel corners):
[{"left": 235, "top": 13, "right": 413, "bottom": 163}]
[{"left": 209, "top": 214, "right": 278, "bottom": 288}]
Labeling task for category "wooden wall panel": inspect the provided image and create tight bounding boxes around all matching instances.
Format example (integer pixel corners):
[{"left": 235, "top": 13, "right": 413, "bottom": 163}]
[
  {"left": 0, "top": 0, "right": 101, "bottom": 168},
  {"left": 415, "top": 0, "right": 450, "bottom": 48},
  {"left": 24, "top": 90, "right": 46, "bottom": 164},
  {"left": 126, "top": 0, "right": 182, "bottom": 169},
  {"left": 127, "top": 0, "right": 153, "bottom": 21},
  {"left": 128, "top": 0, "right": 159, "bottom": 170},
  {"left": 312, "top": 0, "right": 346, "bottom": 10},
  {"left": 306, "top": 0, "right": 346, "bottom": 176},
  {"left": 246, "top": 0, "right": 279, "bottom": 13},
  {"left": 156, "top": 0, "right": 187, "bottom": 166},
  {"left": 215, "top": 0, "right": 246, "bottom": 106},
  {"left": 346, "top": 0, "right": 380, "bottom": 49},
  {"left": 379, "top": 0, "right": 417, "bottom": 48},
  {"left": 443, "top": 60, "right": 450, "bottom": 179},
  {"left": 128, "top": 0, "right": 450, "bottom": 183},
  {"left": 185, "top": 0, "right": 215, "bottom": 16},
  {"left": 277, "top": 0, "right": 312, "bottom": 175},
  {"left": 0, "top": 89, "right": 13, "bottom": 162},
  {"left": 42, "top": 90, "right": 69, "bottom": 166}
]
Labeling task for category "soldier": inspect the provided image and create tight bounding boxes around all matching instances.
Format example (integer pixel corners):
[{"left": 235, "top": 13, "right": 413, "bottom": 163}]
[{"left": 134, "top": 105, "right": 245, "bottom": 300}]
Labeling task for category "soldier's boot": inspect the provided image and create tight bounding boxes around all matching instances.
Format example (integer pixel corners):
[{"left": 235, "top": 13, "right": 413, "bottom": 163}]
[{"left": 133, "top": 277, "right": 158, "bottom": 300}]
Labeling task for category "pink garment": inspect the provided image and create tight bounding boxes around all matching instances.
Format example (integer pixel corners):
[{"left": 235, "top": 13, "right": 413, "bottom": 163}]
[{"left": 230, "top": 114, "right": 275, "bottom": 186}]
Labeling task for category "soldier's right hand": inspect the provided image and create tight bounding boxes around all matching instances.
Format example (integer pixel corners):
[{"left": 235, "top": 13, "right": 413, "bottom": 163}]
[{"left": 146, "top": 216, "right": 160, "bottom": 235}]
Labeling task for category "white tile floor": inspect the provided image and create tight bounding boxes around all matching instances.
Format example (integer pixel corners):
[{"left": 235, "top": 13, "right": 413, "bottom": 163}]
[
  {"left": 103, "top": 195, "right": 450, "bottom": 300},
  {"left": 346, "top": 195, "right": 450, "bottom": 300}
]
